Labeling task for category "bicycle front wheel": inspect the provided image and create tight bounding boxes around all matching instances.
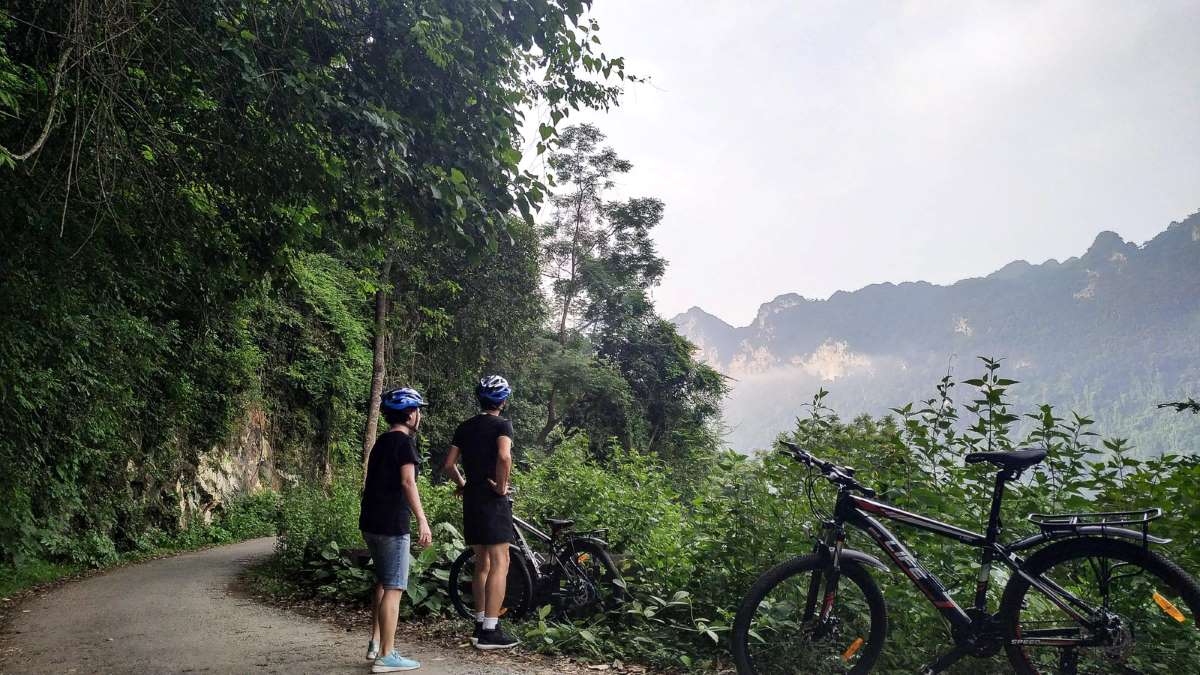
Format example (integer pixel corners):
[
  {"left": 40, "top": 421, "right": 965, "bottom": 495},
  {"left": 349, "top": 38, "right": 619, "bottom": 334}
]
[
  {"left": 1000, "top": 537, "right": 1200, "bottom": 674},
  {"left": 732, "top": 554, "right": 887, "bottom": 674}
]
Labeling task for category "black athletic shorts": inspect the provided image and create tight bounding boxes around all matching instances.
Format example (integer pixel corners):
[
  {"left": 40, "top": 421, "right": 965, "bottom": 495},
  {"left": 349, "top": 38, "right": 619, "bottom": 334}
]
[{"left": 463, "top": 492, "right": 515, "bottom": 545}]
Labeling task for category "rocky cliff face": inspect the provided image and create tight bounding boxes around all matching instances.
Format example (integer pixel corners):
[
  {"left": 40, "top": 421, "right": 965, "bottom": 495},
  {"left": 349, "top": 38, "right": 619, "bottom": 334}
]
[
  {"left": 178, "top": 406, "right": 278, "bottom": 526},
  {"left": 673, "top": 212, "right": 1200, "bottom": 454}
]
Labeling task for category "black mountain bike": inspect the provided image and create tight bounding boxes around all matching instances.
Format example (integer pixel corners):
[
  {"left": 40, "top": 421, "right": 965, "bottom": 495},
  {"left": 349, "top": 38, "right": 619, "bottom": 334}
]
[
  {"left": 447, "top": 496, "right": 627, "bottom": 621},
  {"left": 732, "top": 442, "right": 1200, "bottom": 674}
]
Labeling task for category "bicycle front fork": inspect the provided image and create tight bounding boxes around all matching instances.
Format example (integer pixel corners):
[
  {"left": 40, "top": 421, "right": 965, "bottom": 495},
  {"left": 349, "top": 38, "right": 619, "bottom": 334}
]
[{"left": 806, "top": 524, "right": 845, "bottom": 624}]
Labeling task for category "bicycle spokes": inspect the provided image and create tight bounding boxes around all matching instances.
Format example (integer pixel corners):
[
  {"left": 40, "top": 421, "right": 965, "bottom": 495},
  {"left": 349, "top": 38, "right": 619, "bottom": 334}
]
[
  {"left": 744, "top": 569, "right": 873, "bottom": 673},
  {"left": 1015, "top": 556, "right": 1200, "bottom": 672}
]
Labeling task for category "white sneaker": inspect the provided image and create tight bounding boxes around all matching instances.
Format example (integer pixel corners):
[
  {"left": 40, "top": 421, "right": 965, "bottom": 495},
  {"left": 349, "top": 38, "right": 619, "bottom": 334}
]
[{"left": 366, "top": 639, "right": 380, "bottom": 660}]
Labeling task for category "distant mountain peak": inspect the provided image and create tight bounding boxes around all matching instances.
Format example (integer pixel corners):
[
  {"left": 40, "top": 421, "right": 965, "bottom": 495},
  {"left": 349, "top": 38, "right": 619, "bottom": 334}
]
[
  {"left": 670, "top": 214, "right": 1200, "bottom": 454},
  {"left": 1083, "top": 230, "right": 1136, "bottom": 263},
  {"left": 987, "top": 259, "right": 1034, "bottom": 281},
  {"left": 672, "top": 305, "right": 733, "bottom": 328},
  {"left": 753, "top": 292, "right": 811, "bottom": 324}
]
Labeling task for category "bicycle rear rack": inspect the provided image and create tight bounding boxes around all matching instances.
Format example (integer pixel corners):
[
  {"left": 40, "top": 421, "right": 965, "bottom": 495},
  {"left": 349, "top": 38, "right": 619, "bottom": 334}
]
[{"left": 1028, "top": 508, "right": 1162, "bottom": 542}]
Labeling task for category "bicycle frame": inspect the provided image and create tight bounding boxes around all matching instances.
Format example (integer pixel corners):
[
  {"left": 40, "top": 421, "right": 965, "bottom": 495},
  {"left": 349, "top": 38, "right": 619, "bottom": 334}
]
[
  {"left": 510, "top": 513, "right": 605, "bottom": 591},
  {"left": 511, "top": 513, "right": 552, "bottom": 583},
  {"left": 822, "top": 471, "right": 1132, "bottom": 645}
]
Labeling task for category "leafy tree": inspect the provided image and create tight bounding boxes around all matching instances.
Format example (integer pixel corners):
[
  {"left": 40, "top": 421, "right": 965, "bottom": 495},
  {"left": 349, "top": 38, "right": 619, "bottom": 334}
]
[
  {"left": 0, "top": 0, "right": 630, "bottom": 565},
  {"left": 532, "top": 124, "right": 725, "bottom": 464},
  {"left": 543, "top": 123, "right": 635, "bottom": 341}
]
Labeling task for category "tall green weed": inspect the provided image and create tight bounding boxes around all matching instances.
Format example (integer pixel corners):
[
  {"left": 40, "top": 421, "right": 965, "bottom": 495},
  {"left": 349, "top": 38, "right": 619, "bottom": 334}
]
[{"left": 271, "top": 360, "right": 1200, "bottom": 672}]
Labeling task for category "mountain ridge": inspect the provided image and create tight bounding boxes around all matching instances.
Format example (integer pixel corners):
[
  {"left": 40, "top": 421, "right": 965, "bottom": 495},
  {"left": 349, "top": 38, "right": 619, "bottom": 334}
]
[{"left": 673, "top": 212, "right": 1200, "bottom": 454}]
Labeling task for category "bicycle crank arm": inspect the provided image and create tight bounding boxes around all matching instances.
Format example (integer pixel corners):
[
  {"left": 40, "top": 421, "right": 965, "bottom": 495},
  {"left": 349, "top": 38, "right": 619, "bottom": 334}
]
[{"left": 920, "top": 644, "right": 971, "bottom": 674}]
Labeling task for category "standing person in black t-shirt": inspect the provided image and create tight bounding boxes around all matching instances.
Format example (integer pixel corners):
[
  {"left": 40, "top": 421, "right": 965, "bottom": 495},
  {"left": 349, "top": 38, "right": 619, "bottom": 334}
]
[
  {"left": 360, "top": 387, "right": 432, "bottom": 673},
  {"left": 441, "top": 375, "right": 519, "bottom": 650}
]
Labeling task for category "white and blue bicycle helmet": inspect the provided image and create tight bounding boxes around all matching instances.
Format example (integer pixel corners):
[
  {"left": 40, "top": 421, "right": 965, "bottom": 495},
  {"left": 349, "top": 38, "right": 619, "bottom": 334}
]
[
  {"left": 380, "top": 387, "right": 427, "bottom": 411},
  {"left": 475, "top": 375, "right": 512, "bottom": 404}
]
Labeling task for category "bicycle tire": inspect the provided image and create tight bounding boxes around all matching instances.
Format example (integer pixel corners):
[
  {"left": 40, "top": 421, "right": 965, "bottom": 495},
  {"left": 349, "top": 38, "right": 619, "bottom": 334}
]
[
  {"left": 733, "top": 553, "right": 888, "bottom": 674},
  {"left": 999, "top": 537, "right": 1200, "bottom": 674},
  {"left": 447, "top": 544, "right": 534, "bottom": 622},
  {"left": 554, "top": 538, "right": 628, "bottom": 617}
]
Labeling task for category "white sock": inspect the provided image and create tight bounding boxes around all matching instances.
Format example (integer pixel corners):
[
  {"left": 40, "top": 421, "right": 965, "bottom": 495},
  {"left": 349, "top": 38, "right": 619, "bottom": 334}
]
[
  {"left": 482, "top": 617, "right": 499, "bottom": 631},
  {"left": 475, "top": 611, "right": 486, "bottom": 622}
]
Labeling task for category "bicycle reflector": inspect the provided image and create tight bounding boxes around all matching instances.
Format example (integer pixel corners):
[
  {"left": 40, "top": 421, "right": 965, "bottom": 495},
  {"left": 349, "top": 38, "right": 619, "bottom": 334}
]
[
  {"left": 842, "top": 637, "right": 864, "bottom": 662},
  {"left": 1154, "top": 591, "right": 1187, "bottom": 622},
  {"left": 577, "top": 553, "right": 591, "bottom": 564}
]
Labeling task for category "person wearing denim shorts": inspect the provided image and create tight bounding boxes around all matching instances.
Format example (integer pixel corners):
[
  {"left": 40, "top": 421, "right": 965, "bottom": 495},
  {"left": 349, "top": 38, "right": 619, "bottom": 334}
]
[{"left": 359, "top": 388, "right": 433, "bottom": 673}]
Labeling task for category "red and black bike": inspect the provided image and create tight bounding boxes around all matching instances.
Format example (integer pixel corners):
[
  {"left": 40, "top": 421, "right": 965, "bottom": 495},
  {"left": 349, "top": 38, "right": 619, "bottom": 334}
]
[{"left": 732, "top": 442, "right": 1200, "bottom": 674}]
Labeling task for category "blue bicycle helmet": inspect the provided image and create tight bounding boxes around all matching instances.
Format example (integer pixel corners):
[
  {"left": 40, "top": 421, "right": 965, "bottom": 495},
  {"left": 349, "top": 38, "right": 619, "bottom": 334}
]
[
  {"left": 380, "top": 387, "right": 427, "bottom": 411},
  {"left": 475, "top": 375, "right": 512, "bottom": 404}
]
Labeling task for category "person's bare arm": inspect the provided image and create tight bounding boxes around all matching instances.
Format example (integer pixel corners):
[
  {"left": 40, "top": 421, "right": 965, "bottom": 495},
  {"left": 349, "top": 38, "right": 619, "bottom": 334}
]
[
  {"left": 490, "top": 435, "right": 512, "bottom": 495},
  {"left": 442, "top": 445, "right": 466, "bottom": 495},
  {"left": 400, "top": 463, "right": 432, "bottom": 548}
]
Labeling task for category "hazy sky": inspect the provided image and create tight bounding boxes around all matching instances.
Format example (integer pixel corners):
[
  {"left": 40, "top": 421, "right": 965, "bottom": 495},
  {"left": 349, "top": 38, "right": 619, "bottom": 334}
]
[{"left": 540, "top": 0, "right": 1200, "bottom": 326}]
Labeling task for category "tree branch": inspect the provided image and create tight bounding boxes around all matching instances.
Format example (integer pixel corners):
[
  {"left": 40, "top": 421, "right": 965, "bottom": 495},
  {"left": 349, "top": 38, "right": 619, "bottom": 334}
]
[{"left": 1, "top": 40, "right": 73, "bottom": 162}]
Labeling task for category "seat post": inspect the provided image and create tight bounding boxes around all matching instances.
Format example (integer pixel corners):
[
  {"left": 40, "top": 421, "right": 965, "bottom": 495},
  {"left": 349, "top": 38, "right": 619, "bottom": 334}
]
[
  {"left": 973, "top": 470, "right": 1013, "bottom": 610},
  {"left": 984, "top": 471, "right": 1012, "bottom": 545}
]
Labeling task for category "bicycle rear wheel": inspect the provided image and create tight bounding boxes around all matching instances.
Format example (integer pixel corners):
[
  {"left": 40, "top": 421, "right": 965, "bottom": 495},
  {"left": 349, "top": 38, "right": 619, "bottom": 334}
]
[
  {"left": 1000, "top": 537, "right": 1200, "bottom": 674},
  {"left": 554, "top": 538, "right": 627, "bottom": 618},
  {"left": 732, "top": 554, "right": 887, "bottom": 674},
  {"left": 447, "top": 545, "right": 534, "bottom": 622}
]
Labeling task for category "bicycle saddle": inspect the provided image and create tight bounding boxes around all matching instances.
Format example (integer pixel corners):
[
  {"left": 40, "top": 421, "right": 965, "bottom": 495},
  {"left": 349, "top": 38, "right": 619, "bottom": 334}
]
[
  {"left": 964, "top": 447, "right": 1047, "bottom": 471},
  {"left": 546, "top": 518, "right": 574, "bottom": 530}
]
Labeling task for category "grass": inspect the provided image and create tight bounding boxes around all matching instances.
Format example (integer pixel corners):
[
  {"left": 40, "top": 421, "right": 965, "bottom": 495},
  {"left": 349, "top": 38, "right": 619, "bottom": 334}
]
[
  {"left": 0, "top": 559, "right": 85, "bottom": 597},
  {"left": 242, "top": 555, "right": 305, "bottom": 599},
  {"left": 1, "top": 490, "right": 280, "bottom": 598}
]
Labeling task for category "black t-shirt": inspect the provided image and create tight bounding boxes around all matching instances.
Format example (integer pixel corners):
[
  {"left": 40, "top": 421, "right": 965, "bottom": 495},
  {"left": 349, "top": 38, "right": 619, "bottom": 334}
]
[
  {"left": 359, "top": 431, "right": 420, "bottom": 535},
  {"left": 451, "top": 414, "right": 514, "bottom": 497}
]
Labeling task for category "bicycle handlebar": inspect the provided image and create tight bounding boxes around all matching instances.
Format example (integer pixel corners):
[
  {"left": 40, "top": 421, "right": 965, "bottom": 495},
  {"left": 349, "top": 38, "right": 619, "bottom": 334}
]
[{"left": 778, "top": 441, "right": 876, "bottom": 497}]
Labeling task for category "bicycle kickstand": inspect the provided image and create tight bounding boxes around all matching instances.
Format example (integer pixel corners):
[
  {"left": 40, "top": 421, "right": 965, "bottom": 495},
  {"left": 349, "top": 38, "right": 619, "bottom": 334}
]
[{"left": 919, "top": 644, "right": 971, "bottom": 675}]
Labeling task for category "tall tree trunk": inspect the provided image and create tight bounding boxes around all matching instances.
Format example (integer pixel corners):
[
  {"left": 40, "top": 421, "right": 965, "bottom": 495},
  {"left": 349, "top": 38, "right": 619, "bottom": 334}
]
[
  {"left": 362, "top": 254, "right": 395, "bottom": 473},
  {"left": 319, "top": 399, "right": 334, "bottom": 489},
  {"left": 542, "top": 196, "right": 587, "bottom": 447},
  {"left": 536, "top": 389, "right": 560, "bottom": 447}
]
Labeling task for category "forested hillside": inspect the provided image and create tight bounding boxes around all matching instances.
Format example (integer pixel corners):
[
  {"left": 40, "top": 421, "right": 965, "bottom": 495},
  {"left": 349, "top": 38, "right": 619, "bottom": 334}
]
[
  {"left": 0, "top": 1, "right": 721, "bottom": 570},
  {"left": 5, "top": 3, "right": 1200, "bottom": 672},
  {"left": 674, "top": 213, "right": 1200, "bottom": 455}
]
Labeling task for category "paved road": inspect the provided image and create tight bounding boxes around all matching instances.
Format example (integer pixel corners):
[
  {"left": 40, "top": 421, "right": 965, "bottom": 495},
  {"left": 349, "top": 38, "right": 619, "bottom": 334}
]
[{"left": 1, "top": 538, "right": 514, "bottom": 674}]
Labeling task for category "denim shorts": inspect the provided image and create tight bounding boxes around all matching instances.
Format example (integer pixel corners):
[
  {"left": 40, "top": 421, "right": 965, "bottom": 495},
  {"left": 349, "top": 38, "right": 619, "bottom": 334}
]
[{"left": 362, "top": 532, "right": 411, "bottom": 590}]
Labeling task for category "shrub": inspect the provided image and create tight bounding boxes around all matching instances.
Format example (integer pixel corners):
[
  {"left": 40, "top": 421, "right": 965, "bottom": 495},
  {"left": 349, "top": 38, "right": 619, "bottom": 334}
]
[
  {"left": 220, "top": 489, "right": 281, "bottom": 540},
  {"left": 277, "top": 476, "right": 363, "bottom": 569},
  {"left": 267, "top": 360, "right": 1200, "bottom": 672}
]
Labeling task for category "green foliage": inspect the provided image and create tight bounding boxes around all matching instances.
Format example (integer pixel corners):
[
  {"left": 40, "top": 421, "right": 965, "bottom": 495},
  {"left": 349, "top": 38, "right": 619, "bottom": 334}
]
[
  {"left": 272, "top": 361, "right": 1200, "bottom": 672},
  {"left": 0, "top": 489, "right": 279, "bottom": 596},
  {"left": 0, "top": 558, "right": 83, "bottom": 598},
  {"left": 219, "top": 490, "right": 282, "bottom": 540},
  {"left": 157, "top": 489, "right": 280, "bottom": 551},
  {"left": 277, "top": 476, "right": 364, "bottom": 570},
  {"left": 520, "top": 438, "right": 691, "bottom": 586},
  {"left": 531, "top": 124, "right": 727, "bottom": 467},
  {"left": 0, "top": 0, "right": 628, "bottom": 567},
  {"left": 300, "top": 540, "right": 377, "bottom": 602}
]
